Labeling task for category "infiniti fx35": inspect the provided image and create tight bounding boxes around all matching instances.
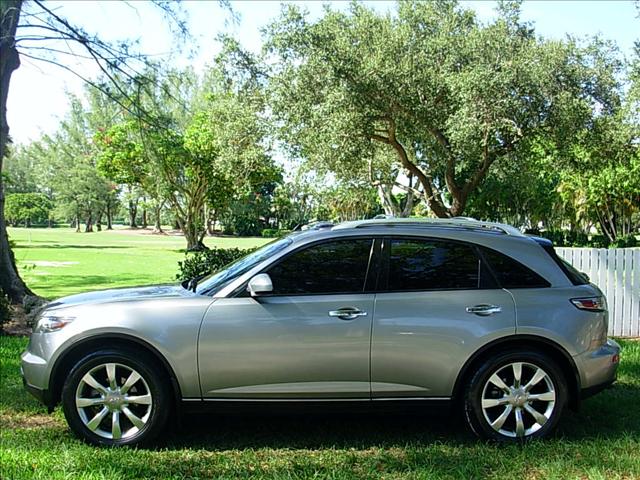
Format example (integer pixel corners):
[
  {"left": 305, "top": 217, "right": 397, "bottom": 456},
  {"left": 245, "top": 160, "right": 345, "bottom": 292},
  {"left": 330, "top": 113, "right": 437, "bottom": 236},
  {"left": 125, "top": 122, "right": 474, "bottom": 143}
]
[{"left": 21, "top": 218, "right": 620, "bottom": 445}]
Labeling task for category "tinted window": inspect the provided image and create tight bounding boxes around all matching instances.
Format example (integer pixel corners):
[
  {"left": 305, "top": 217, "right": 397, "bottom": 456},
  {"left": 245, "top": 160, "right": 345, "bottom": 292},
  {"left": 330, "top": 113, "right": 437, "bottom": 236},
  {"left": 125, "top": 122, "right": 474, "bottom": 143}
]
[
  {"left": 267, "top": 239, "right": 373, "bottom": 295},
  {"left": 388, "top": 239, "right": 480, "bottom": 291},
  {"left": 481, "top": 247, "right": 550, "bottom": 288},
  {"left": 541, "top": 244, "right": 589, "bottom": 285}
]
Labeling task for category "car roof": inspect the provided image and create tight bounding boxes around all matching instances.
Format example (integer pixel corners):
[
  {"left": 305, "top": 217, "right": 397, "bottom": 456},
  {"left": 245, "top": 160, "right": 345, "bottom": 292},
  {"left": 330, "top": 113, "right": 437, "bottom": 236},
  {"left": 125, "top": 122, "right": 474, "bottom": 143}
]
[{"left": 291, "top": 217, "right": 524, "bottom": 240}]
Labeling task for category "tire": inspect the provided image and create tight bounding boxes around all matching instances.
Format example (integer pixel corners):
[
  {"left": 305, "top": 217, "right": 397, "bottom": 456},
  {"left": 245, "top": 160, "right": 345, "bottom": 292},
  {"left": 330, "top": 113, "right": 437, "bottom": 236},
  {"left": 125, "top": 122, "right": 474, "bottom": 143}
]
[
  {"left": 61, "top": 348, "right": 171, "bottom": 446},
  {"left": 463, "top": 350, "right": 567, "bottom": 442}
]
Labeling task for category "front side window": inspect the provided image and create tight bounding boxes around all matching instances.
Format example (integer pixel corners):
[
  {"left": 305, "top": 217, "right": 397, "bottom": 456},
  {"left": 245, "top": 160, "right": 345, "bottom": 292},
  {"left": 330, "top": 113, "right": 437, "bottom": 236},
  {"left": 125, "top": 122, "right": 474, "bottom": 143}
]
[
  {"left": 387, "top": 238, "right": 481, "bottom": 291},
  {"left": 267, "top": 239, "right": 373, "bottom": 295},
  {"left": 195, "top": 237, "right": 293, "bottom": 295}
]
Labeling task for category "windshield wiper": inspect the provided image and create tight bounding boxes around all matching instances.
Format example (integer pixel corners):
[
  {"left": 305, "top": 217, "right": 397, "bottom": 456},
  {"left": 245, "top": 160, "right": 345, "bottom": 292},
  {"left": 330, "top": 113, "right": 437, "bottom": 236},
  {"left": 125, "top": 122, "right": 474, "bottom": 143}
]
[{"left": 184, "top": 274, "right": 207, "bottom": 293}]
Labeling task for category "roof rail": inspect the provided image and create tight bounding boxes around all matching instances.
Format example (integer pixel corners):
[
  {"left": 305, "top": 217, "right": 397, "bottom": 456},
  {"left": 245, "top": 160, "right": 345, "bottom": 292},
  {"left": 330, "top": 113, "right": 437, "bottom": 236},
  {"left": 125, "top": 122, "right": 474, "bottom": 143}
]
[
  {"left": 300, "top": 221, "right": 335, "bottom": 231},
  {"left": 332, "top": 218, "right": 524, "bottom": 236}
]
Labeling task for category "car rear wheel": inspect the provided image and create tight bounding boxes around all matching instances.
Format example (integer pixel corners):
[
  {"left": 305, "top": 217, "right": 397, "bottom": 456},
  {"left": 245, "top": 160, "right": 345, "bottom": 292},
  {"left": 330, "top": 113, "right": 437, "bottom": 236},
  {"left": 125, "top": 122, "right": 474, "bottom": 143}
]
[
  {"left": 464, "top": 350, "right": 567, "bottom": 441},
  {"left": 61, "top": 349, "right": 170, "bottom": 446}
]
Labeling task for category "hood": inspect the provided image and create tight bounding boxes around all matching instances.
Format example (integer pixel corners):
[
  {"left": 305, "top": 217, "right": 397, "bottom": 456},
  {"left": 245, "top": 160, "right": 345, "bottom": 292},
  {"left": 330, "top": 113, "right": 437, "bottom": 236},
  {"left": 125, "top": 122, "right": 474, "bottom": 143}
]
[{"left": 46, "top": 284, "right": 190, "bottom": 310}]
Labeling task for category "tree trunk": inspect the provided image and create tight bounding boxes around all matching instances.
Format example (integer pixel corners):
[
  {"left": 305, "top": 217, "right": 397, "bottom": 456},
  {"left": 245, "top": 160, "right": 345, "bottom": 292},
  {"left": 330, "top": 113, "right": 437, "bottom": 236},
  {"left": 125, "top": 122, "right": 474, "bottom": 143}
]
[
  {"left": 106, "top": 201, "right": 113, "bottom": 230},
  {"left": 84, "top": 213, "right": 93, "bottom": 233},
  {"left": 128, "top": 199, "right": 137, "bottom": 228},
  {"left": 141, "top": 207, "right": 147, "bottom": 229},
  {"left": 75, "top": 212, "right": 81, "bottom": 232},
  {"left": 152, "top": 203, "right": 163, "bottom": 234},
  {"left": 0, "top": 0, "right": 35, "bottom": 304},
  {"left": 96, "top": 212, "right": 102, "bottom": 232}
]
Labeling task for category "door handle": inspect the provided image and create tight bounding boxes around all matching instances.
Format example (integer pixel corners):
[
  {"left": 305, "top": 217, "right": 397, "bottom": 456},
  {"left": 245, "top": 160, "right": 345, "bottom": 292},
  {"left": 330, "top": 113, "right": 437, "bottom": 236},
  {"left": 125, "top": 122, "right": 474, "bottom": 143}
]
[
  {"left": 466, "top": 304, "right": 502, "bottom": 316},
  {"left": 328, "top": 307, "right": 368, "bottom": 320}
]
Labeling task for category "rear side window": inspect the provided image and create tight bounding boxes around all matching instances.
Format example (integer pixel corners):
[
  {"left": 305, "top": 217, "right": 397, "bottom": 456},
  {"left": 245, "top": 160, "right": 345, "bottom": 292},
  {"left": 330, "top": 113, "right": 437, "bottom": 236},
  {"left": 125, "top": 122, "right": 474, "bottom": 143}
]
[
  {"left": 267, "top": 239, "right": 373, "bottom": 295},
  {"left": 481, "top": 247, "right": 550, "bottom": 288},
  {"left": 387, "top": 239, "right": 481, "bottom": 291},
  {"left": 541, "top": 245, "right": 589, "bottom": 285}
]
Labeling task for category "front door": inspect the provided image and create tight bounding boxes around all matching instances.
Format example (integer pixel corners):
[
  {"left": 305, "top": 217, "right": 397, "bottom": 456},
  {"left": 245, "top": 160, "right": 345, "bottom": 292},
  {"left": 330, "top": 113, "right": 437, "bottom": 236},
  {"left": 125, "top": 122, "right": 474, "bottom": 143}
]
[{"left": 198, "top": 238, "right": 376, "bottom": 399}]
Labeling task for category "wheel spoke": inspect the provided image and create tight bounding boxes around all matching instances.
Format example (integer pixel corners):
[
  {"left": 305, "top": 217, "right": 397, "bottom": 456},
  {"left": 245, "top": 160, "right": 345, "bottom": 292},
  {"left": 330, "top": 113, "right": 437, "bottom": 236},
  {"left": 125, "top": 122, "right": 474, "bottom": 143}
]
[
  {"left": 122, "top": 407, "right": 145, "bottom": 429},
  {"left": 489, "top": 373, "right": 511, "bottom": 393},
  {"left": 491, "top": 405, "right": 513, "bottom": 430},
  {"left": 121, "top": 371, "right": 141, "bottom": 394},
  {"left": 515, "top": 408, "right": 525, "bottom": 437},
  {"left": 482, "top": 397, "right": 509, "bottom": 408},
  {"left": 106, "top": 363, "right": 118, "bottom": 389},
  {"left": 86, "top": 406, "right": 109, "bottom": 431},
  {"left": 524, "top": 367, "right": 546, "bottom": 392},
  {"left": 111, "top": 411, "right": 122, "bottom": 440},
  {"left": 512, "top": 362, "right": 523, "bottom": 388},
  {"left": 524, "top": 403, "right": 548, "bottom": 427},
  {"left": 82, "top": 373, "right": 108, "bottom": 395},
  {"left": 76, "top": 397, "right": 105, "bottom": 408},
  {"left": 528, "top": 391, "right": 555, "bottom": 402},
  {"left": 125, "top": 394, "right": 152, "bottom": 405}
]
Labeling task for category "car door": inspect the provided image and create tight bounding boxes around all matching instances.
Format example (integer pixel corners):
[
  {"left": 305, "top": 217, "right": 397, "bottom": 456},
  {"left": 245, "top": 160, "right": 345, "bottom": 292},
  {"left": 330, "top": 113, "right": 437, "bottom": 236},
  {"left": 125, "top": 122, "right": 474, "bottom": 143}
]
[
  {"left": 371, "top": 237, "right": 517, "bottom": 398},
  {"left": 198, "top": 237, "right": 376, "bottom": 399}
]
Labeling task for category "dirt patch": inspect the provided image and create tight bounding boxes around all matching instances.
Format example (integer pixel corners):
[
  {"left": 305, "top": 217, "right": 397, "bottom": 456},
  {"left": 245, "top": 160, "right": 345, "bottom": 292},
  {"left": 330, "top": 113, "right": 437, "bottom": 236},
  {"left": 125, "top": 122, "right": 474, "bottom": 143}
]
[
  {"left": 0, "top": 412, "right": 63, "bottom": 430},
  {"left": 25, "top": 261, "right": 78, "bottom": 267},
  {"left": 105, "top": 227, "right": 184, "bottom": 236},
  {"left": 2, "top": 304, "right": 33, "bottom": 336}
]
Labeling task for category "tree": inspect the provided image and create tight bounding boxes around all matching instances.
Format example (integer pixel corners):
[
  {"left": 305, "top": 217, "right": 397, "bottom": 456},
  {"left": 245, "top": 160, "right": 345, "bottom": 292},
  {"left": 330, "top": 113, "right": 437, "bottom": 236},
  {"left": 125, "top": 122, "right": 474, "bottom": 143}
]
[
  {"left": 260, "top": 1, "right": 614, "bottom": 219},
  {"left": 0, "top": 0, "right": 193, "bottom": 303},
  {"left": 5, "top": 192, "right": 51, "bottom": 227}
]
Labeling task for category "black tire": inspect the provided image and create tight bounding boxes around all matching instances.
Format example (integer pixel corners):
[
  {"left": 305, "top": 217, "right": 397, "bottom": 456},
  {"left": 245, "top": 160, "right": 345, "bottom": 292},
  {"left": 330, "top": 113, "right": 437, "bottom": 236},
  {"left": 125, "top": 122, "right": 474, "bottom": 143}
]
[
  {"left": 61, "top": 348, "right": 171, "bottom": 446},
  {"left": 463, "top": 350, "right": 567, "bottom": 442}
]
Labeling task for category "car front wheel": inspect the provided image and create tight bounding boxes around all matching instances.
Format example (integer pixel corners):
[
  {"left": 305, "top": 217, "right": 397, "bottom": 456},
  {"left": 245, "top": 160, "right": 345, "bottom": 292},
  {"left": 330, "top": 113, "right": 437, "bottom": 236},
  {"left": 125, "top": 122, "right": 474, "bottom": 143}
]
[
  {"left": 61, "top": 348, "right": 170, "bottom": 446},
  {"left": 464, "top": 350, "right": 567, "bottom": 441}
]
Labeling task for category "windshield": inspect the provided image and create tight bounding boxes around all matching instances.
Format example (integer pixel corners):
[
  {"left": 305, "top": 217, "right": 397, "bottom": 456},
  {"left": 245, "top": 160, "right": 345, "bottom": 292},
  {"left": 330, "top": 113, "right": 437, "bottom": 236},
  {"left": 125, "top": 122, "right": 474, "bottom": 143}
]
[{"left": 194, "top": 237, "right": 293, "bottom": 295}]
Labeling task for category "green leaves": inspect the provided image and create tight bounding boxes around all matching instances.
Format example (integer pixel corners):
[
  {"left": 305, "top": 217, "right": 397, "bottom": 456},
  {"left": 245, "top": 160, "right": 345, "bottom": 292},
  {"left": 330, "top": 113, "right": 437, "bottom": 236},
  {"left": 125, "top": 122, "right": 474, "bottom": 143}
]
[{"left": 261, "top": 0, "right": 627, "bottom": 218}]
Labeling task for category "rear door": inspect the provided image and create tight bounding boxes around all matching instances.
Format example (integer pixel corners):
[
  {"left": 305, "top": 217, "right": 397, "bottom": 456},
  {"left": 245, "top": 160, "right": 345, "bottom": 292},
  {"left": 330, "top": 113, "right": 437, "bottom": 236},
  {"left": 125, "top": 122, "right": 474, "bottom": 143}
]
[
  {"left": 198, "top": 237, "right": 376, "bottom": 399},
  {"left": 371, "top": 237, "right": 517, "bottom": 398}
]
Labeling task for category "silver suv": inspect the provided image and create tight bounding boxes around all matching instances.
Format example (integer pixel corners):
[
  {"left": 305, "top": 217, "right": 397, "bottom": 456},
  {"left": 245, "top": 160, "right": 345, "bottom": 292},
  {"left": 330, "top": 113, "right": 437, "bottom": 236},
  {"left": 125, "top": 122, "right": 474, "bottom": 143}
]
[{"left": 21, "top": 218, "right": 620, "bottom": 446}]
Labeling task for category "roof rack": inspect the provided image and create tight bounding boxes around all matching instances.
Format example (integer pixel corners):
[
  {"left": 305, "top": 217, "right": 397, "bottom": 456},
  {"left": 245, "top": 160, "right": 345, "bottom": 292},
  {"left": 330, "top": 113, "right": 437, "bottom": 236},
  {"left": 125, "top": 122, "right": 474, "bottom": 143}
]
[{"left": 332, "top": 217, "right": 524, "bottom": 236}]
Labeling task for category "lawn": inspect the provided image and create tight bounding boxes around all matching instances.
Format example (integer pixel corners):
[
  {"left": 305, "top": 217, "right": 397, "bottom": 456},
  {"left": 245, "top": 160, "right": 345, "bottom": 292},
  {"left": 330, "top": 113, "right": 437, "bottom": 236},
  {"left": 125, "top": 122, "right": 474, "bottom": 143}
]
[
  {"left": 8, "top": 227, "right": 269, "bottom": 300},
  {"left": 0, "top": 337, "right": 639, "bottom": 479}
]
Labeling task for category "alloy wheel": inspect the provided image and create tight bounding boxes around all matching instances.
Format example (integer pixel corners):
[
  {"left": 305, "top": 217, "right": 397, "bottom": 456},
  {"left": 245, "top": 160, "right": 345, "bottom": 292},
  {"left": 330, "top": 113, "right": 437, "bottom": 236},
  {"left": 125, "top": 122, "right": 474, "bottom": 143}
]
[
  {"left": 75, "top": 362, "right": 153, "bottom": 440},
  {"left": 480, "top": 361, "right": 556, "bottom": 438}
]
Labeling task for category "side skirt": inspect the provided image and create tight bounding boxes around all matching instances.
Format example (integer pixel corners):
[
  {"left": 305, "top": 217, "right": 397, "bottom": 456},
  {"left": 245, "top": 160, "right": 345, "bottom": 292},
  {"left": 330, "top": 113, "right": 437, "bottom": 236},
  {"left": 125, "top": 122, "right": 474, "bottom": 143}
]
[{"left": 179, "top": 397, "right": 452, "bottom": 416}]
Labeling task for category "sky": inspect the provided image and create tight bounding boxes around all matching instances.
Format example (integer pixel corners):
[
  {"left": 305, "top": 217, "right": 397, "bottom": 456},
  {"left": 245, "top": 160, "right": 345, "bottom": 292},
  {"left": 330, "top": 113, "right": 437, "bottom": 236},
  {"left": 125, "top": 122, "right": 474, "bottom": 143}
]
[{"left": 8, "top": 0, "right": 639, "bottom": 145}]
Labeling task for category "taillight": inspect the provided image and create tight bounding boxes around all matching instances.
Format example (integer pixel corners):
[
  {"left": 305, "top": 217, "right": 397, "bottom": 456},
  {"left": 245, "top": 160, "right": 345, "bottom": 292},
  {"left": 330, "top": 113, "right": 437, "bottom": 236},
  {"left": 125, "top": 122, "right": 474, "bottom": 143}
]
[{"left": 570, "top": 296, "right": 606, "bottom": 312}]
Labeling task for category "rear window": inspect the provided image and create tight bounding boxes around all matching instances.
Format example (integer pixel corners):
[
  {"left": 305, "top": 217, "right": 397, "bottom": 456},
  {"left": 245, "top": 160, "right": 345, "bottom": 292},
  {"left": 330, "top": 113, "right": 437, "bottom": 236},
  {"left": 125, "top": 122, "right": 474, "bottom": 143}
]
[{"left": 480, "top": 247, "right": 550, "bottom": 289}]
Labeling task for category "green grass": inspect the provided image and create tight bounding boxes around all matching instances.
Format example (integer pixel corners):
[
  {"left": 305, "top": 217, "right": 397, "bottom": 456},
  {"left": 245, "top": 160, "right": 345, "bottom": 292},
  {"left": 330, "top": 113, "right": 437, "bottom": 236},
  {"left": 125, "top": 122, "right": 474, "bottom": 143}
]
[
  {"left": 1, "top": 336, "right": 639, "bottom": 479},
  {"left": 8, "top": 227, "right": 269, "bottom": 299}
]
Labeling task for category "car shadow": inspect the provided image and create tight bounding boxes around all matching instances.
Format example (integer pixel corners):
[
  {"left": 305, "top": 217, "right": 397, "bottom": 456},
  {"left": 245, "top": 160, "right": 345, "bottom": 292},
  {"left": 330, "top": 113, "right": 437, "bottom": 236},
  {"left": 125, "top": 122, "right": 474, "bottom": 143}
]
[
  {"left": 163, "top": 410, "right": 473, "bottom": 451},
  {"left": 156, "top": 382, "right": 640, "bottom": 451}
]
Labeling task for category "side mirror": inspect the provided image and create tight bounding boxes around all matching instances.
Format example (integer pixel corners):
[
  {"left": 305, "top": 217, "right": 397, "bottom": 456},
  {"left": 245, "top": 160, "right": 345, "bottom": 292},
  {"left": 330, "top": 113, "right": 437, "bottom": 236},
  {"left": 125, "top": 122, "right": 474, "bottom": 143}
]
[{"left": 247, "top": 273, "right": 273, "bottom": 297}]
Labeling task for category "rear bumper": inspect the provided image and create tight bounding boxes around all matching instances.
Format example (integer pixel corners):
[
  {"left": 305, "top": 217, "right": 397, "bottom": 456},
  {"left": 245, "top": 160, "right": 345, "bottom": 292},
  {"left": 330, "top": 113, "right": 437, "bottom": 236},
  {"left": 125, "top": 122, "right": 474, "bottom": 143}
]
[{"left": 575, "top": 338, "right": 620, "bottom": 393}]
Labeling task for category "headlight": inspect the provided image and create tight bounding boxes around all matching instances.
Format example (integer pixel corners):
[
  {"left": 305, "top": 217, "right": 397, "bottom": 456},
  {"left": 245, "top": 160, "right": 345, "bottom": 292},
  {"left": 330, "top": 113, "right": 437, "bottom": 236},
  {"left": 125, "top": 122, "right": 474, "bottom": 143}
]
[{"left": 34, "top": 315, "right": 75, "bottom": 333}]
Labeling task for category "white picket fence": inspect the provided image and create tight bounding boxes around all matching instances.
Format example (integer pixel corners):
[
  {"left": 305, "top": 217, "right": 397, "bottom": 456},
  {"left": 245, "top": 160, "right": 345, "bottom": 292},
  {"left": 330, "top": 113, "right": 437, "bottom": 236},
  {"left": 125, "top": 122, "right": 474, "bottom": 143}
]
[{"left": 556, "top": 248, "right": 640, "bottom": 337}]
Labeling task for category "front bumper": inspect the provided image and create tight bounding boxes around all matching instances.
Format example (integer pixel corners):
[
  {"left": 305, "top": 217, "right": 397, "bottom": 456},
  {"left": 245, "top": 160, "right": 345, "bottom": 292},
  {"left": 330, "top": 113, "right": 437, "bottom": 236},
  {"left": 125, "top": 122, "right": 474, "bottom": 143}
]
[
  {"left": 575, "top": 338, "right": 620, "bottom": 395},
  {"left": 21, "top": 349, "right": 54, "bottom": 409}
]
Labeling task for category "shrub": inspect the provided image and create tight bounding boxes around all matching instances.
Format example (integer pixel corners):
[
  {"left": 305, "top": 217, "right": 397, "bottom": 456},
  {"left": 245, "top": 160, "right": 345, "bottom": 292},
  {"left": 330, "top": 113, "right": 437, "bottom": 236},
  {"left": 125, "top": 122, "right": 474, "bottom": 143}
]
[
  {"left": 610, "top": 234, "right": 638, "bottom": 248},
  {"left": 537, "top": 230, "right": 611, "bottom": 248},
  {"left": 261, "top": 229, "right": 292, "bottom": 238},
  {"left": 176, "top": 247, "right": 256, "bottom": 282}
]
